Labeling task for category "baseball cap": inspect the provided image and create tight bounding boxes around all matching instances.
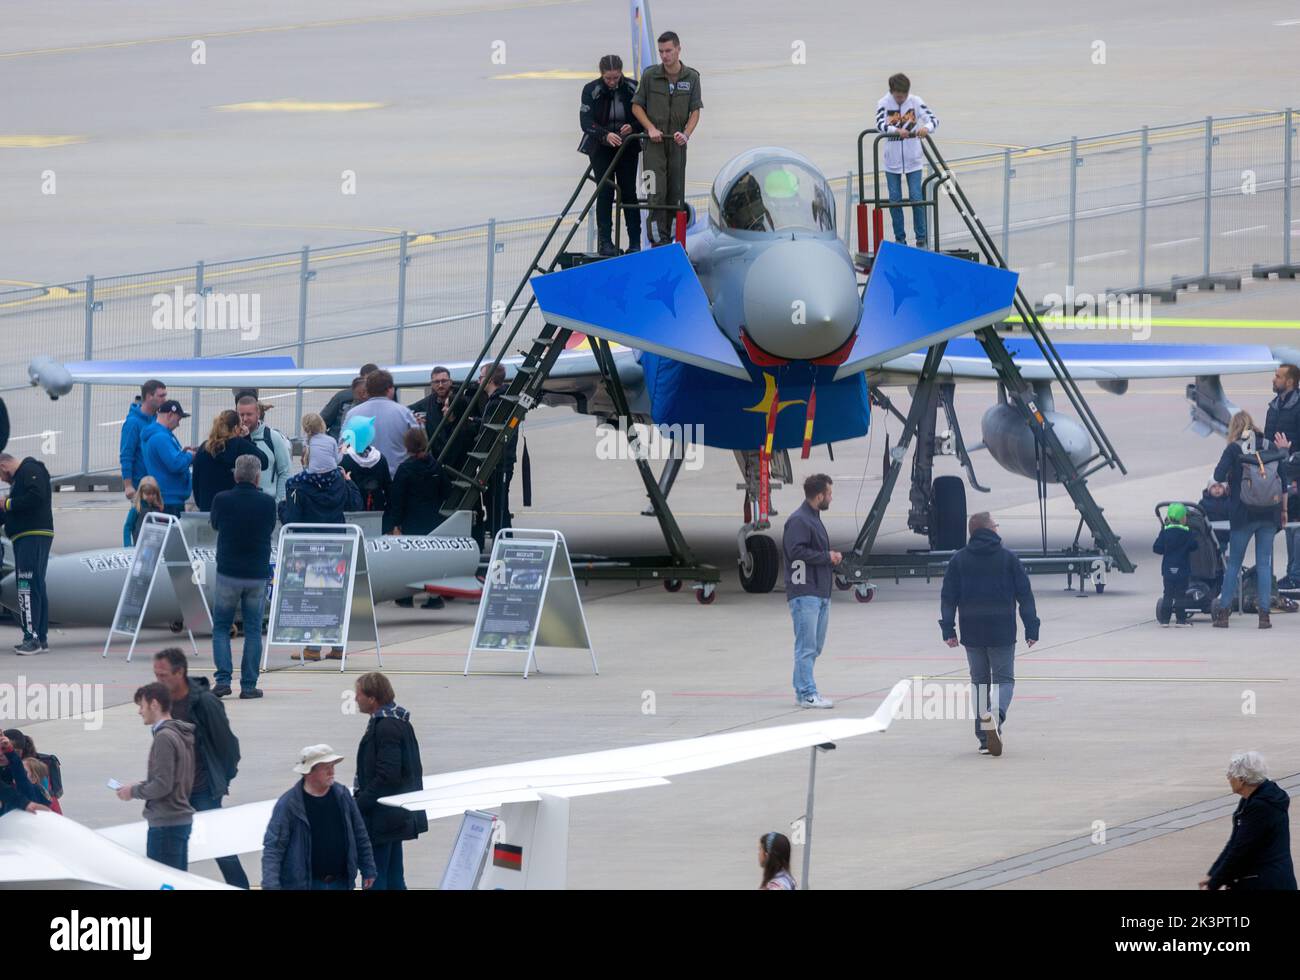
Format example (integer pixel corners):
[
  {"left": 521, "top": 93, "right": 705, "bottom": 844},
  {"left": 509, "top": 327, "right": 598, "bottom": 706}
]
[
  {"left": 293, "top": 744, "right": 344, "bottom": 774},
  {"left": 158, "top": 399, "right": 190, "bottom": 418}
]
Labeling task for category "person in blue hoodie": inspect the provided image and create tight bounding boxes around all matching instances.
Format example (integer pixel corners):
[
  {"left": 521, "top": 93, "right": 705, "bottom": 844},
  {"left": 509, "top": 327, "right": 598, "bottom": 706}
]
[
  {"left": 140, "top": 400, "right": 195, "bottom": 516},
  {"left": 119, "top": 380, "right": 167, "bottom": 544},
  {"left": 939, "top": 512, "right": 1039, "bottom": 757},
  {"left": 1153, "top": 502, "right": 1199, "bottom": 627}
]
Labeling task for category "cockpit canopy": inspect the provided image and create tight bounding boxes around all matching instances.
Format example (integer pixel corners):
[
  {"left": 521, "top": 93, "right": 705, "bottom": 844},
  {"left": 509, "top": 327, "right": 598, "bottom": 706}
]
[{"left": 710, "top": 148, "right": 836, "bottom": 235}]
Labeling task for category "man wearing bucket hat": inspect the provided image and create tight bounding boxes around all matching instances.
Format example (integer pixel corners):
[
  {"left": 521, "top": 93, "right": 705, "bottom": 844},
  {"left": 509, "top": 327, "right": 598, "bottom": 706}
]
[
  {"left": 261, "top": 744, "right": 376, "bottom": 890},
  {"left": 1154, "top": 502, "right": 1199, "bottom": 627}
]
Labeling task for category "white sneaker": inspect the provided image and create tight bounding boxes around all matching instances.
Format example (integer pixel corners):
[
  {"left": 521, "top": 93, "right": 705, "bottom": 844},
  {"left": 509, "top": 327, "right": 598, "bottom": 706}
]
[
  {"left": 799, "top": 694, "right": 834, "bottom": 709},
  {"left": 978, "top": 745, "right": 991, "bottom": 755},
  {"left": 982, "top": 714, "right": 1003, "bottom": 756}
]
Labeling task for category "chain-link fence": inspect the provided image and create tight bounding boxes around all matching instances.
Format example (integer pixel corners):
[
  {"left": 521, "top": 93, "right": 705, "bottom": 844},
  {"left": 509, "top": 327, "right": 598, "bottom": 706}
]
[{"left": 4, "top": 108, "right": 1296, "bottom": 482}]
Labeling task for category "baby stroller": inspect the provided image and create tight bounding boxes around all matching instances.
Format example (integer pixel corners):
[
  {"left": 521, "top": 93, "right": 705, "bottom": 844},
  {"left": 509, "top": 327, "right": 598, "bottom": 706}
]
[{"left": 1153, "top": 501, "right": 1224, "bottom": 621}]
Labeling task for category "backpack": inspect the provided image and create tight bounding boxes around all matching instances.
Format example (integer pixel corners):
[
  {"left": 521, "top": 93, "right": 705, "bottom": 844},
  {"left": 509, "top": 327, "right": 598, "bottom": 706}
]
[{"left": 1239, "top": 451, "right": 1283, "bottom": 509}]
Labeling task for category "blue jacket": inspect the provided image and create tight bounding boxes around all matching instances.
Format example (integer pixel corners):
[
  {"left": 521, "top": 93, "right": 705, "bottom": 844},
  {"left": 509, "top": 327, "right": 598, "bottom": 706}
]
[
  {"left": 279, "top": 470, "right": 362, "bottom": 526},
  {"left": 782, "top": 501, "right": 834, "bottom": 599},
  {"left": 119, "top": 403, "right": 155, "bottom": 484},
  {"left": 939, "top": 528, "right": 1040, "bottom": 646},
  {"left": 141, "top": 424, "right": 193, "bottom": 506},
  {"left": 1153, "top": 523, "right": 1199, "bottom": 578},
  {"left": 261, "top": 780, "right": 376, "bottom": 890}
]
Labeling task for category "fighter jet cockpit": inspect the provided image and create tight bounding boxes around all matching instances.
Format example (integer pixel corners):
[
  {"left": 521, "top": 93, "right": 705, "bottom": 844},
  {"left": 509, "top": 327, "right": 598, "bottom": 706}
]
[{"left": 709, "top": 148, "right": 836, "bottom": 236}]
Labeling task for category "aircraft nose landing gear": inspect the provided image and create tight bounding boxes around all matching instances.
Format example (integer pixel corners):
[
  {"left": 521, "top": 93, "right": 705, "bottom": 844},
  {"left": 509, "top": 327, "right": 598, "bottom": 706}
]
[{"left": 737, "top": 528, "right": 779, "bottom": 593}]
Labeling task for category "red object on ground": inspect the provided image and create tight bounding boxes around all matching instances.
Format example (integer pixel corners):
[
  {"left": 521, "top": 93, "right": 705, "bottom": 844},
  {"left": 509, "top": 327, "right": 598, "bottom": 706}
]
[{"left": 674, "top": 209, "right": 687, "bottom": 245}]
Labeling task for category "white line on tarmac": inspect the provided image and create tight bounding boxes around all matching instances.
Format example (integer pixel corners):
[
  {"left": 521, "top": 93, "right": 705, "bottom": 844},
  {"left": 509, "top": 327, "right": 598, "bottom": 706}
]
[
  {"left": 1274, "top": 18, "right": 1300, "bottom": 25},
  {"left": 1077, "top": 249, "right": 1128, "bottom": 263},
  {"left": 9, "top": 431, "right": 62, "bottom": 441},
  {"left": 1151, "top": 237, "right": 1200, "bottom": 249},
  {"left": 1220, "top": 224, "right": 1268, "bottom": 236}
]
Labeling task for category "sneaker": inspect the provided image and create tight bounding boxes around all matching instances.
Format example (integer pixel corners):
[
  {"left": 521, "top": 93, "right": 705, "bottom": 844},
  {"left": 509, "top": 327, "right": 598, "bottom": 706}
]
[
  {"left": 799, "top": 694, "right": 834, "bottom": 709},
  {"left": 1175, "top": 619, "right": 1193, "bottom": 628},
  {"left": 421, "top": 596, "right": 445, "bottom": 610},
  {"left": 212, "top": 685, "right": 232, "bottom": 698},
  {"left": 239, "top": 688, "right": 264, "bottom": 699},
  {"left": 1278, "top": 576, "right": 1299, "bottom": 591},
  {"left": 978, "top": 745, "right": 991, "bottom": 755},
  {"left": 13, "top": 639, "right": 41, "bottom": 655},
  {"left": 982, "top": 714, "right": 1003, "bottom": 757},
  {"left": 597, "top": 237, "right": 618, "bottom": 257},
  {"left": 394, "top": 596, "right": 415, "bottom": 608},
  {"left": 39, "top": 640, "right": 48, "bottom": 651},
  {"left": 1159, "top": 621, "right": 1171, "bottom": 628}
]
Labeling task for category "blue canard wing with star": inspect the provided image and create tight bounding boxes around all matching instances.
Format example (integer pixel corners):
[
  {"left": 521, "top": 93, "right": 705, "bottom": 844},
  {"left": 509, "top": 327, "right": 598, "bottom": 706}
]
[
  {"left": 529, "top": 244, "right": 751, "bottom": 381},
  {"left": 833, "top": 241, "right": 1019, "bottom": 381}
]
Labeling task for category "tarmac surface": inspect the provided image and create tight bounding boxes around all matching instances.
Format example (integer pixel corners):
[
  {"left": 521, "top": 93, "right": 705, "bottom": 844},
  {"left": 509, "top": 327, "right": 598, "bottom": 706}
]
[{"left": 8, "top": 293, "right": 1300, "bottom": 889}]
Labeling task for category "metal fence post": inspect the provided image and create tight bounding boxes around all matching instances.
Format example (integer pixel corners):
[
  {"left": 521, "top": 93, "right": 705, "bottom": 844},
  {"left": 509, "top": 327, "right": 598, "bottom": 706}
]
[
  {"left": 1067, "top": 136, "right": 1078, "bottom": 293},
  {"left": 1285, "top": 108, "right": 1294, "bottom": 268},
  {"left": 395, "top": 233, "right": 409, "bottom": 364},
  {"left": 191, "top": 261, "right": 204, "bottom": 448},
  {"left": 1138, "top": 126, "right": 1149, "bottom": 289},
  {"left": 843, "top": 171, "right": 853, "bottom": 246},
  {"left": 1203, "top": 116, "right": 1213, "bottom": 279},
  {"left": 1001, "top": 149, "right": 1012, "bottom": 264},
  {"left": 484, "top": 219, "right": 497, "bottom": 341},
  {"left": 295, "top": 246, "right": 310, "bottom": 424},
  {"left": 80, "top": 275, "right": 95, "bottom": 477}
]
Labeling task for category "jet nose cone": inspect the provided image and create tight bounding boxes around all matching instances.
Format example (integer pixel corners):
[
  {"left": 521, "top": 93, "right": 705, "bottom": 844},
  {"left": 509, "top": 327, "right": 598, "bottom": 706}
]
[{"left": 741, "top": 240, "right": 860, "bottom": 361}]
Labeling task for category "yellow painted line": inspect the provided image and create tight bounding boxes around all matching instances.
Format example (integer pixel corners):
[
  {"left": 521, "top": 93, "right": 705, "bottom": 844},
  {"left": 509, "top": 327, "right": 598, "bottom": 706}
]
[
  {"left": 215, "top": 99, "right": 385, "bottom": 113},
  {"left": 493, "top": 69, "right": 592, "bottom": 80},
  {"left": 943, "top": 138, "right": 1026, "bottom": 151},
  {"left": 0, "top": 0, "right": 586, "bottom": 60},
  {"left": 0, "top": 134, "right": 87, "bottom": 148},
  {"left": 0, "top": 279, "right": 42, "bottom": 287}
]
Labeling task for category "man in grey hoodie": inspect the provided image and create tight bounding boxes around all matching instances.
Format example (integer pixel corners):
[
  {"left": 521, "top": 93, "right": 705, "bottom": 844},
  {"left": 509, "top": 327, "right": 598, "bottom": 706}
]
[
  {"left": 116, "top": 681, "right": 195, "bottom": 871},
  {"left": 781, "top": 474, "right": 843, "bottom": 709}
]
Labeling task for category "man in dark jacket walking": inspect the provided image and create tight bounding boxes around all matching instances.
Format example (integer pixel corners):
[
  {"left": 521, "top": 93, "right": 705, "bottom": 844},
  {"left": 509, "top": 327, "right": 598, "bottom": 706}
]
[
  {"left": 782, "top": 474, "right": 842, "bottom": 709},
  {"left": 352, "top": 672, "right": 427, "bottom": 890},
  {"left": 152, "top": 648, "right": 246, "bottom": 887},
  {"left": 939, "top": 512, "right": 1039, "bottom": 757},
  {"left": 1202, "top": 751, "right": 1297, "bottom": 890},
  {"left": 0, "top": 453, "right": 54, "bottom": 655},
  {"left": 262, "top": 744, "right": 376, "bottom": 890}
]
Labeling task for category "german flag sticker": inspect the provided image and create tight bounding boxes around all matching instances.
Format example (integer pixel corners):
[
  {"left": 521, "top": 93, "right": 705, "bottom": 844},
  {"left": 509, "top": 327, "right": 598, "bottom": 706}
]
[{"left": 493, "top": 843, "right": 523, "bottom": 870}]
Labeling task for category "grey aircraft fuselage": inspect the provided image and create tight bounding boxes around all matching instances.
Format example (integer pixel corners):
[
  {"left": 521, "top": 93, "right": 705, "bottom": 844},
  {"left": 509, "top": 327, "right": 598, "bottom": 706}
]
[{"left": 0, "top": 529, "right": 480, "bottom": 632}]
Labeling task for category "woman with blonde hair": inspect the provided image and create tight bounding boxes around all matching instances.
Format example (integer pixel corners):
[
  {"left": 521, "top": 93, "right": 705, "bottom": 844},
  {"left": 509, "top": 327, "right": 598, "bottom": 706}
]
[
  {"left": 1212, "top": 411, "right": 1286, "bottom": 628},
  {"left": 193, "top": 409, "right": 258, "bottom": 510},
  {"left": 124, "top": 475, "right": 165, "bottom": 545}
]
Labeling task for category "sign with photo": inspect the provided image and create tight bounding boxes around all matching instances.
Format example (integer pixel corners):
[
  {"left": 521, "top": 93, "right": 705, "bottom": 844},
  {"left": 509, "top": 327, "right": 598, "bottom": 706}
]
[{"left": 269, "top": 535, "right": 358, "bottom": 647}]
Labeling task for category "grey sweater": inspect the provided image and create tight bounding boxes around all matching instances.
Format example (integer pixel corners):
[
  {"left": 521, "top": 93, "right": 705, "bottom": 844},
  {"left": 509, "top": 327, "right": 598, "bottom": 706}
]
[{"left": 131, "top": 718, "right": 196, "bottom": 827}]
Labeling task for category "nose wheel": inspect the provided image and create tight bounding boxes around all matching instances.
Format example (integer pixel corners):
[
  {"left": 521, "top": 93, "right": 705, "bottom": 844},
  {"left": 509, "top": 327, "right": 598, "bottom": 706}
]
[{"left": 738, "top": 534, "right": 779, "bottom": 593}]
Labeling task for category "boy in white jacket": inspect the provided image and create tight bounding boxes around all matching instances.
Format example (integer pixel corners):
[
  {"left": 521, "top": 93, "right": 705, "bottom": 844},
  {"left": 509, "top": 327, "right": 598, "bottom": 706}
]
[{"left": 874, "top": 73, "right": 938, "bottom": 248}]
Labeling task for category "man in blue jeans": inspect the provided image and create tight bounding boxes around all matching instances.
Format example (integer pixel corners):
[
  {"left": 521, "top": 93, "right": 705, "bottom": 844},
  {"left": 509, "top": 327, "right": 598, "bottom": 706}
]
[
  {"left": 875, "top": 72, "right": 938, "bottom": 248},
  {"left": 117, "top": 682, "right": 195, "bottom": 871},
  {"left": 939, "top": 512, "right": 1039, "bottom": 757},
  {"left": 782, "top": 474, "right": 843, "bottom": 709},
  {"left": 209, "top": 454, "right": 277, "bottom": 699}
]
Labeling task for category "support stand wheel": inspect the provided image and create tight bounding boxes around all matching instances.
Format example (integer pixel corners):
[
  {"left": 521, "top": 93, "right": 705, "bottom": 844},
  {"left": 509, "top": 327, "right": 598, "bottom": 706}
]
[
  {"left": 663, "top": 579, "right": 683, "bottom": 593},
  {"left": 854, "top": 584, "right": 877, "bottom": 604},
  {"left": 695, "top": 583, "right": 717, "bottom": 605}
]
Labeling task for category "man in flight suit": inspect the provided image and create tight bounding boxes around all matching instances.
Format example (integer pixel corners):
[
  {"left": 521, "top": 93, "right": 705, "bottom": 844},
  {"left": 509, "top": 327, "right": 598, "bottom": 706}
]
[{"left": 631, "top": 31, "right": 702, "bottom": 246}]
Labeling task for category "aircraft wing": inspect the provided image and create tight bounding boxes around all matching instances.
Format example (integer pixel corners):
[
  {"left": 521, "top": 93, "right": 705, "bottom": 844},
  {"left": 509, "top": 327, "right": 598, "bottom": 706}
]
[
  {"left": 530, "top": 244, "right": 752, "bottom": 381},
  {"left": 94, "top": 680, "right": 910, "bottom": 861},
  {"left": 26, "top": 347, "right": 641, "bottom": 397},
  {"left": 834, "top": 242, "right": 1019, "bottom": 380},
  {"left": 877, "top": 337, "right": 1280, "bottom": 381}
]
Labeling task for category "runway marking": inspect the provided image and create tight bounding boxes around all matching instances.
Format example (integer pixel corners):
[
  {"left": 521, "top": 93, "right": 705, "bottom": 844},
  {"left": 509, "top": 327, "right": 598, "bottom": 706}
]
[
  {"left": 1220, "top": 224, "right": 1268, "bottom": 237},
  {"left": 0, "top": 0, "right": 587, "bottom": 60},
  {"left": 0, "top": 135, "right": 87, "bottom": 148},
  {"left": 9, "top": 430, "right": 62, "bottom": 441},
  {"left": 493, "top": 69, "right": 592, "bottom": 80},
  {"left": 1076, "top": 249, "right": 1128, "bottom": 263},
  {"left": 214, "top": 99, "right": 386, "bottom": 113},
  {"left": 1150, "top": 236, "right": 1200, "bottom": 249}
]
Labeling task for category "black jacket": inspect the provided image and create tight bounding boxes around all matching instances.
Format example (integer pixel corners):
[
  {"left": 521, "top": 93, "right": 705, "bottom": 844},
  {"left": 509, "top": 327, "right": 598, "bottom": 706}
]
[
  {"left": 1152, "top": 524, "right": 1199, "bottom": 578},
  {"left": 1214, "top": 442, "right": 1285, "bottom": 528},
  {"left": 389, "top": 454, "right": 445, "bottom": 536},
  {"left": 353, "top": 707, "right": 428, "bottom": 845},
  {"left": 321, "top": 388, "right": 354, "bottom": 439},
  {"left": 339, "top": 448, "right": 392, "bottom": 516},
  {"left": 579, "top": 76, "right": 642, "bottom": 154},
  {"left": 183, "top": 676, "right": 241, "bottom": 799},
  {"left": 279, "top": 470, "right": 363, "bottom": 526},
  {"left": 192, "top": 436, "right": 260, "bottom": 511},
  {"left": 940, "top": 528, "right": 1040, "bottom": 646},
  {"left": 2, "top": 458, "right": 53, "bottom": 542},
  {"left": 210, "top": 482, "right": 278, "bottom": 580},
  {"left": 1264, "top": 388, "right": 1300, "bottom": 450},
  {"left": 1207, "top": 780, "right": 1297, "bottom": 890}
]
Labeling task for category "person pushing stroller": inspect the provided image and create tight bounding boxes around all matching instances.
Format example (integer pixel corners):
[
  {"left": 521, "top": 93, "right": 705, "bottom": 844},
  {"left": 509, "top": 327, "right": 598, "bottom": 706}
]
[{"left": 1154, "top": 502, "right": 1198, "bottom": 627}]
